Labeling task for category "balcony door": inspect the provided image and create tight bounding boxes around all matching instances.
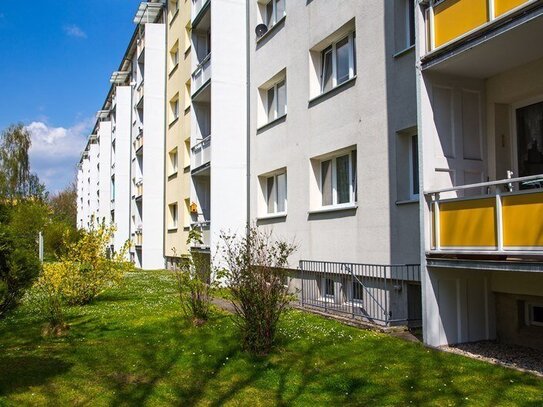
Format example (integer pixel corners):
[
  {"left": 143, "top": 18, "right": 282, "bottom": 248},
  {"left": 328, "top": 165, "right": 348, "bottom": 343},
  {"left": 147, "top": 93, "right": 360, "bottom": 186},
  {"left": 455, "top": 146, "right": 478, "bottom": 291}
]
[{"left": 515, "top": 100, "right": 543, "bottom": 179}]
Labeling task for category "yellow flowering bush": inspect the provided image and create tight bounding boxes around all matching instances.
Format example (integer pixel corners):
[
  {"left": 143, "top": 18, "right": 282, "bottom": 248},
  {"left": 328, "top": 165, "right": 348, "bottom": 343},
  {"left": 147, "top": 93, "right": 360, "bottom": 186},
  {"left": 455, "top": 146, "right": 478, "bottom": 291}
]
[{"left": 32, "top": 262, "right": 68, "bottom": 334}]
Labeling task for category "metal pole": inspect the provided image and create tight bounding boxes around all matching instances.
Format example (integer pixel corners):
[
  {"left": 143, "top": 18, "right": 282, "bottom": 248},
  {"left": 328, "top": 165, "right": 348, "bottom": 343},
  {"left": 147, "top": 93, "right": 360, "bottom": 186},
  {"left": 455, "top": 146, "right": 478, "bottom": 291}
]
[{"left": 38, "top": 232, "right": 44, "bottom": 262}]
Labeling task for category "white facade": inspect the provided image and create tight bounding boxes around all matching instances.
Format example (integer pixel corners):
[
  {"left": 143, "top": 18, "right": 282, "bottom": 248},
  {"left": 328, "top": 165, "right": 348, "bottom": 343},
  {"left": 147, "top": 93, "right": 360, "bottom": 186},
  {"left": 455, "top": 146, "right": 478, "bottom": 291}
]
[{"left": 98, "top": 120, "right": 112, "bottom": 225}]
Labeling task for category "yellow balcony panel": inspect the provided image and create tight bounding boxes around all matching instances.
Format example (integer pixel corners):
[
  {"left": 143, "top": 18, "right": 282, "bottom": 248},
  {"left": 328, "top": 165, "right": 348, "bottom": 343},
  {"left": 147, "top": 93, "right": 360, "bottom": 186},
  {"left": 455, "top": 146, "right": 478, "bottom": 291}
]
[
  {"left": 495, "top": 0, "right": 530, "bottom": 17},
  {"left": 434, "top": 0, "right": 489, "bottom": 48},
  {"left": 439, "top": 198, "right": 497, "bottom": 248},
  {"left": 503, "top": 191, "right": 543, "bottom": 247}
]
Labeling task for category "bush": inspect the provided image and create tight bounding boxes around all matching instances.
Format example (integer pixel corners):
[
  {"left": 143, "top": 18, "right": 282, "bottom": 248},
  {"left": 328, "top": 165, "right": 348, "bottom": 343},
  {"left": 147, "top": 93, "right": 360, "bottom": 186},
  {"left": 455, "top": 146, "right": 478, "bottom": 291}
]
[
  {"left": 173, "top": 229, "right": 213, "bottom": 325},
  {"left": 0, "top": 203, "right": 42, "bottom": 318},
  {"left": 220, "top": 226, "right": 296, "bottom": 355},
  {"left": 57, "top": 223, "right": 133, "bottom": 305},
  {"left": 31, "top": 262, "right": 67, "bottom": 335}
]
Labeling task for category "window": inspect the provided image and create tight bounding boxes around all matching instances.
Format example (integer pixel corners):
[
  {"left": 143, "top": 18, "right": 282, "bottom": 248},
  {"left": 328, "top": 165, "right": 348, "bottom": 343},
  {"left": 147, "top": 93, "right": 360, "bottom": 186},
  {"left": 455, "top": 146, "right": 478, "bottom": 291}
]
[
  {"left": 321, "top": 32, "right": 356, "bottom": 94},
  {"left": 170, "top": 0, "right": 179, "bottom": 14},
  {"left": 319, "top": 150, "right": 357, "bottom": 207},
  {"left": 266, "top": 80, "right": 287, "bottom": 123},
  {"left": 169, "top": 203, "right": 178, "bottom": 230},
  {"left": 265, "top": 0, "right": 285, "bottom": 28},
  {"left": 406, "top": 0, "right": 415, "bottom": 47},
  {"left": 265, "top": 171, "right": 287, "bottom": 214},
  {"left": 169, "top": 148, "right": 178, "bottom": 175},
  {"left": 324, "top": 278, "right": 334, "bottom": 298},
  {"left": 184, "top": 22, "right": 192, "bottom": 52},
  {"left": 170, "top": 96, "right": 179, "bottom": 122},
  {"left": 410, "top": 134, "right": 419, "bottom": 199},
  {"left": 352, "top": 280, "right": 363, "bottom": 302},
  {"left": 170, "top": 42, "right": 179, "bottom": 71},
  {"left": 527, "top": 303, "right": 543, "bottom": 327}
]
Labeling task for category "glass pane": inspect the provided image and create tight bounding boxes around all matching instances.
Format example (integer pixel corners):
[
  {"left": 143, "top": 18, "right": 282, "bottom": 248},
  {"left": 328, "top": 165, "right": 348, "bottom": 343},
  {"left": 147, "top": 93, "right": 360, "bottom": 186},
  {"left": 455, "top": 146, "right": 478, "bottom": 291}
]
[
  {"left": 276, "top": 0, "right": 285, "bottom": 20},
  {"left": 267, "top": 87, "right": 276, "bottom": 123},
  {"left": 411, "top": 135, "right": 419, "bottom": 196},
  {"left": 533, "top": 306, "right": 543, "bottom": 323},
  {"left": 351, "top": 150, "right": 357, "bottom": 202},
  {"left": 277, "top": 80, "right": 286, "bottom": 117},
  {"left": 276, "top": 172, "right": 287, "bottom": 212},
  {"left": 336, "top": 36, "right": 350, "bottom": 85},
  {"left": 321, "top": 160, "right": 332, "bottom": 206},
  {"left": 325, "top": 278, "right": 334, "bottom": 297},
  {"left": 408, "top": 0, "right": 415, "bottom": 46},
  {"left": 336, "top": 154, "right": 350, "bottom": 204},
  {"left": 353, "top": 281, "right": 363, "bottom": 301},
  {"left": 267, "top": 176, "right": 275, "bottom": 213},
  {"left": 516, "top": 102, "right": 543, "bottom": 181},
  {"left": 321, "top": 48, "right": 333, "bottom": 93},
  {"left": 266, "top": 1, "right": 274, "bottom": 26}
]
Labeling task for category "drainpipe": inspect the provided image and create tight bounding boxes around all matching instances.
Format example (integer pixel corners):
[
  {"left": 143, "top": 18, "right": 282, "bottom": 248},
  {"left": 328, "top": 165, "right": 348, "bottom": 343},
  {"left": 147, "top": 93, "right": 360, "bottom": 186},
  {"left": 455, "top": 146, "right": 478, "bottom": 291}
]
[{"left": 245, "top": 0, "right": 251, "bottom": 231}]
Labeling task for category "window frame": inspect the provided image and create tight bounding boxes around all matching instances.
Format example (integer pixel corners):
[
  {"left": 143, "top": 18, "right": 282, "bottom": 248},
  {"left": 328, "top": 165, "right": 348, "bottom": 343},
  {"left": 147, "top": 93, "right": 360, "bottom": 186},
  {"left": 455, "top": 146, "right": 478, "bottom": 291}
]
[
  {"left": 265, "top": 0, "right": 286, "bottom": 28},
  {"left": 526, "top": 303, "right": 543, "bottom": 327},
  {"left": 323, "top": 278, "right": 335, "bottom": 299},
  {"left": 352, "top": 279, "right": 364, "bottom": 303},
  {"left": 405, "top": 0, "right": 415, "bottom": 48},
  {"left": 265, "top": 79, "right": 287, "bottom": 124},
  {"left": 319, "top": 150, "right": 357, "bottom": 209},
  {"left": 169, "top": 148, "right": 178, "bottom": 175},
  {"left": 170, "top": 97, "right": 180, "bottom": 123},
  {"left": 168, "top": 202, "right": 178, "bottom": 230},
  {"left": 409, "top": 133, "right": 420, "bottom": 200},
  {"left": 320, "top": 31, "right": 356, "bottom": 95},
  {"left": 264, "top": 170, "right": 287, "bottom": 215}
]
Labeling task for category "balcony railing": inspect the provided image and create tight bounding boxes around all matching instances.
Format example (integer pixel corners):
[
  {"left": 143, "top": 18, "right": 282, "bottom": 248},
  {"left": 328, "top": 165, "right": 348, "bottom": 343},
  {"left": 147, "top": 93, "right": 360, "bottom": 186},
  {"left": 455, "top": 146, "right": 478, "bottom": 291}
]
[
  {"left": 136, "top": 81, "right": 144, "bottom": 108},
  {"left": 134, "top": 229, "right": 143, "bottom": 246},
  {"left": 134, "top": 133, "right": 143, "bottom": 152},
  {"left": 191, "top": 53, "right": 211, "bottom": 95},
  {"left": 135, "top": 179, "right": 143, "bottom": 198},
  {"left": 191, "top": 135, "right": 211, "bottom": 170},
  {"left": 190, "top": 221, "right": 210, "bottom": 249},
  {"left": 425, "top": 0, "right": 535, "bottom": 52},
  {"left": 425, "top": 174, "right": 543, "bottom": 256},
  {"left": 192, "top": 0, "right": 210, "bottom": 23}
]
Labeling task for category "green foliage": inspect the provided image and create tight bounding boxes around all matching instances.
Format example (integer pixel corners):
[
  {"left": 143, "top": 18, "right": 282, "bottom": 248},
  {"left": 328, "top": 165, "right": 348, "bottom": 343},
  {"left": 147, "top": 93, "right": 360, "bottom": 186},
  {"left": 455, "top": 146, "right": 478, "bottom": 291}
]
[
  {"left": 173, "top": 228, "right": 213, "bottom": 325},
  {"left": 220, "top": 226, "right": 297, "bottom": 355},
  {"left": 56, "top": 223, "right": 133, "bottom": 305}
]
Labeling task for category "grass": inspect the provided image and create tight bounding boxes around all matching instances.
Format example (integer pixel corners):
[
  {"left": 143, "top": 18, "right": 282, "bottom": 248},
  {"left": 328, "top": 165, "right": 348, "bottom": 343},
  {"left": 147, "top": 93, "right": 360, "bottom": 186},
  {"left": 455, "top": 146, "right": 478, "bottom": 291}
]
[{"left": 0, "top": 270, "right": 542, "bottom": 406}]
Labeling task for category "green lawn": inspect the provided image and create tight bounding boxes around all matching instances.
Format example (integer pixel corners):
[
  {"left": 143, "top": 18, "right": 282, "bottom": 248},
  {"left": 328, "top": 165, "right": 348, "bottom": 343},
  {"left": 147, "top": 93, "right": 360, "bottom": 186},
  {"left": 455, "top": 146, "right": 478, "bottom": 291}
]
[{"left": 0, "top": 270, "right": 542, "bottom": 406}]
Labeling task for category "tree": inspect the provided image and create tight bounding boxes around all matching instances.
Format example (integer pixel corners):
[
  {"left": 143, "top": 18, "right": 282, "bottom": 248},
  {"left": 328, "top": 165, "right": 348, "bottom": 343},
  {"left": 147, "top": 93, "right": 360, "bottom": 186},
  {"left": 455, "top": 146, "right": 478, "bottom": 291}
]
[
  {"left": 0, "top": 123, "right": 46, "bottom": 200},
  {"left": 49, "top": 182, "right": 77, "bottom": 228}
]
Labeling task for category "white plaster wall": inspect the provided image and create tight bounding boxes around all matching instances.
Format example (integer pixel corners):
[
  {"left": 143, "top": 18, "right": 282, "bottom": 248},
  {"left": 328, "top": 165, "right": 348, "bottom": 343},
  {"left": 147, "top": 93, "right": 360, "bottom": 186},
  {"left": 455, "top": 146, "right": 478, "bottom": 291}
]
[
  {"left": 113, "top": 86, "right": 133, "bottom": 255},
  {"left": 142, "top": 23, "right": 166, "bottom": 270},
  {"left": 98, "top": 121, "right": 112, "bottom": 226},
  {"left": 89, "top": 142, "right": 100, "bottom": 225},
  {"left": 210, "top": 0, "right": 248, "bottom": 265}
]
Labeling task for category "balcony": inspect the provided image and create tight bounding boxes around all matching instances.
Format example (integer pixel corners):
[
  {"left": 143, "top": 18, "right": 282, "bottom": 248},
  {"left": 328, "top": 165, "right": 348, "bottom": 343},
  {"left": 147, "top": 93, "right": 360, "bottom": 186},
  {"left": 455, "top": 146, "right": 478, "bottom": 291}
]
[
  {"left": 134, "top": 229, "right": 143, "bottom": 247},
  {"left": 426, "top": 175, "right": 543, "bottom": 257},
  {"left": 192, "top": 54, "right": 211, "bottom": 97},
  {"left": 190, "top": 221, "right": 210, "bottom": 250},
  {"left": 191, "top": 135, "right": 211, "bottom": 173},
  {"left": 134, "top": 132, "right": 143, "bottom": 153},
  {"left": 136, "top": 81, "right": 144, "bottom": 109},
  {"left": 192, "top": 0, "right": 210, "bottom": 26},
  {"left": 421, "top": 0, "right": 543, "bottom": 78},
  {"left": 135, "top": 180, "right": 143, "bottom": 198}
]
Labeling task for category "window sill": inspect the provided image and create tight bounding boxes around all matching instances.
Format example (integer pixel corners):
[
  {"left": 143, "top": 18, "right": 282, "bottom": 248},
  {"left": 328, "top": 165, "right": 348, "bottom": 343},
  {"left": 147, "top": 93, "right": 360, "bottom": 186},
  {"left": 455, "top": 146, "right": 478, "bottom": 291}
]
[
  {"left": 308, "top": 75, "right": 357, "bottom": 107},
  {"left": 256, "top": 212, "right": 287, "bottom": 221},
  {"left": 308, "top": 203, "right": 358, "bottom": 215},
  {"left": 256, "top": 15, "right": 286, "bottom": 44},
  {"left": 393, "top": 45, "right": 415, "bottom": 59},
  {"left": 184, "top": 105, "right": 191, "bottom": 115},
  {"left": 168, "top": 63, "right": 179, "bottom": 78},
  {"left": 168, "top": 171, "right": 178, "bottom": 180},
  {"left": 395, "top": 198, "right": 419, "bottom": 206},
  {"left": 169, "top": 9, "right": 179, "bottom": 27},
  {"left": 256, "top": 114, "right": 287, "bottom": 133},
  {"left": 167, "top": 227, "right": 178, "bottom": 232},
  {"left": 169, "top": 117, "right": 179, "bottom": 128},
  {"left": 183, "top": 165, "right": 190, "bottom": 173}
]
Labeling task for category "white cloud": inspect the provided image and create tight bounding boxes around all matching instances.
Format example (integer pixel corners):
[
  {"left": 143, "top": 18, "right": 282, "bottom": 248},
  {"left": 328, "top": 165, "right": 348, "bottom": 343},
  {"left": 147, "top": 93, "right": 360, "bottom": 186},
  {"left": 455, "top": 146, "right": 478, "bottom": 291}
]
[
  {"left": 25, "top": 118, "right": 93, "bottom": 192},
  {"left": 63, "top": 24, "right": 87, "bottom": 39}
]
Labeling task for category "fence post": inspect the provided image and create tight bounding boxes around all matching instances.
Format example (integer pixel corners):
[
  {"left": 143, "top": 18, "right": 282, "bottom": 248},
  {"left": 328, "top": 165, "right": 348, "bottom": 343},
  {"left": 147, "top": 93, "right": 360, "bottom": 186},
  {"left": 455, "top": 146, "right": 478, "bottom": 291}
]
[
  {"left": 351, "top": 265, "right": 355, "bottom": 319},
  {"left": 300, "top": 263, "right": 304, "bottom": 307},
  {"left": 384, "top": 266, "right": 388, "bottom": 325},
  {"left": 38, "top": 232, "right": 44, "bottom": 263}
]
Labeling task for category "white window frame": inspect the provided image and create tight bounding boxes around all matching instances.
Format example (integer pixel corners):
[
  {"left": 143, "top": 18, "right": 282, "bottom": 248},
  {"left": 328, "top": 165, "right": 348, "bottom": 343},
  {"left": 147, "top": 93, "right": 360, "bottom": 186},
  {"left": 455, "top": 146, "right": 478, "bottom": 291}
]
[
  {"left": 409, "top": 133, "right": 420, "bottom": 200},
  {"left": 320, "top": 31, "right": 356, "bottom": 94},
  {"left": 265, "top": 79, "right": 287, "bottom": 124},
  {"left": 351, "top": 279, "right": 364, "bottom": 304},
  {"left": 170, "top": 97, "right": 179, "bottom": 122},
  {"left": 170, "top": 46, "right": 179, "bottom": 70},
  {"left": 319, "top": 151, "right": 357, "bottom": 208},
  {"left": 319, "top": 277, "right": 335, "bottom": 302},
  {"left": 169, "top": 148, "right": 178, "bottom": 175},
  {"left": 169, "top": 203, "right": 178, "bottom": 230},
  {"left": 265, "top": 0, "right": 286, "bottom": 28},
  {"left": 265, "top": 171, "right": 287, "bottom": 215},
  {"left": 526, "top": 303, "right": 543, "bottom": 327}
]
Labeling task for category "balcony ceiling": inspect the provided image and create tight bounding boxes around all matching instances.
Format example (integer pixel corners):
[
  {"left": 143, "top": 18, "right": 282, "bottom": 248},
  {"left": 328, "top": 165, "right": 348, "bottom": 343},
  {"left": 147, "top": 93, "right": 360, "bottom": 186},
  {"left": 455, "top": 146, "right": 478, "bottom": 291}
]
[
  {"left": 423, "top": 8, "right": 543, "bottom": 79},
  {"left": 133, "top": 2, "right": 163, "bottom": 25}
]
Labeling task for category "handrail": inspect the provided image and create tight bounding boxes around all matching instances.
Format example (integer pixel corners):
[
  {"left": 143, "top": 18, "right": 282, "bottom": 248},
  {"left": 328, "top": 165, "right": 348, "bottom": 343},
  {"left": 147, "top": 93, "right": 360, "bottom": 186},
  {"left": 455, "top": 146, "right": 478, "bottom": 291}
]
[
  {"left": 192, "top": 53, "right": 211, "bottom": 76},
  {"left": 424, "top": 174, "right": 543, "bottom": 195},
  {"left": 191, "top": 135, "right": 211, "bottom": 151}
]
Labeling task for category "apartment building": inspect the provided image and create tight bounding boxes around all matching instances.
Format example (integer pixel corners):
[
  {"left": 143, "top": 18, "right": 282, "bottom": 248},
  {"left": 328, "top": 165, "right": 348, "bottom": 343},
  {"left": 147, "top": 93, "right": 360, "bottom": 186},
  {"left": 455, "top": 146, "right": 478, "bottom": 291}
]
[
  {"left": 189, "top": 0, "right": 248, "bottom": 264},
  {"left": 248, "top": 1, "right": 422, "bottom": 325},
  {"left": 416, "top": 0, "right": 543, "bottom": 350},
  {"left": 164, "top": 0, "right": 192, "bottom": 266}
]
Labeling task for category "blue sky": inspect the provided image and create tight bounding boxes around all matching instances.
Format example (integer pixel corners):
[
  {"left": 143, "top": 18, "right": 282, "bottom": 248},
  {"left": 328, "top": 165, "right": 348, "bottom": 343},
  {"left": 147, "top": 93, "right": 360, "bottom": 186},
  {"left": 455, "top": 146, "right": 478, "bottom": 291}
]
[{"left": 0, "top": 1, "right": 140, "bottom": 193}]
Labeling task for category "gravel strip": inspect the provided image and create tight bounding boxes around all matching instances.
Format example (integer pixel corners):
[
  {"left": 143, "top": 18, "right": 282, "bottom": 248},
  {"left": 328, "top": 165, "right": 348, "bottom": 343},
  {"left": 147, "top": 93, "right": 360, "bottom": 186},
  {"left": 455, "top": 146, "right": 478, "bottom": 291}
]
[{"left": 442, "top": 341, "right": 543, "bottom": 377}]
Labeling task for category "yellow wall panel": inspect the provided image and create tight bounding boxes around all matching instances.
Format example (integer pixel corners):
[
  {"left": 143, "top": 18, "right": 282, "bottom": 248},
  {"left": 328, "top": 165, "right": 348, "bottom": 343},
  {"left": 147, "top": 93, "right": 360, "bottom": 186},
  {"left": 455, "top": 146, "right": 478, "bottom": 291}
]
[
  {"left": 434, "top": 0, "right": 489, "bottom": 47},
  {"left": 503, "top": 192, "right": 543, "bottom": 247},
  {"left": 495, "top": 0, "right": 529, "bottom": 17},
  {"left": 439, "top": 198, "right": 497, "bottom": 247}
]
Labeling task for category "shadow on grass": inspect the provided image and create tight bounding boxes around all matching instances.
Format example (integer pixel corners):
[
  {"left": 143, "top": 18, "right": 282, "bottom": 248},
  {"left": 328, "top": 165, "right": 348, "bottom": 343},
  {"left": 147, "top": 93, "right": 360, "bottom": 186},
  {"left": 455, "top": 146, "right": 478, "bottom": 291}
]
[{"left": 0, "top": 356, "right": 73, "bottom": 396}]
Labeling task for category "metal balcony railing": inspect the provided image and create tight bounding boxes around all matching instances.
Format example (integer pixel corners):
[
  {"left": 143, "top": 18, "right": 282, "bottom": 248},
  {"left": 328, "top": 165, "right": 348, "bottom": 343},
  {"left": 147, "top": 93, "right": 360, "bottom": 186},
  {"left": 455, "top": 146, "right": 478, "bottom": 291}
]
[
  {"left": 425, "top": 174, "right": 543, "bottom": 256},
  {"left": 192, "top": 0, "right": 210, "bottom": 23},
  {"left": 191, "top": 53, "right": 211, "bottom": 95},
  {"left": 190, "top": 221, "right": 210, "bottom": 249},
  {"left": 191, "top": 135, "right": 211, "bottom": 170}
]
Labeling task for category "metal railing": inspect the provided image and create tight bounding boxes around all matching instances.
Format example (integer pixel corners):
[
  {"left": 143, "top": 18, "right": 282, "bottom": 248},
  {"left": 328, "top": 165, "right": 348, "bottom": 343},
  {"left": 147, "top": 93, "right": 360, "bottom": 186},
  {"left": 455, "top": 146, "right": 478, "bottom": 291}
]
[
  {"left": 298, "top": 260, "right": 421, "bottom": 326},
  {"left": 191, "top": 135, "right": 211, "bottom": 170},
  {"left": 425, "top": 174, "right": 543, "bottom": 255},
  {"left": 192, "top": 0, "right": 210, "bottom": 23},
  {"left": 190, "top": 221, "right": 211, "bottom": 249},
  {"left": 191, "top": 53, "right": 211, "bottom": 95}
]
